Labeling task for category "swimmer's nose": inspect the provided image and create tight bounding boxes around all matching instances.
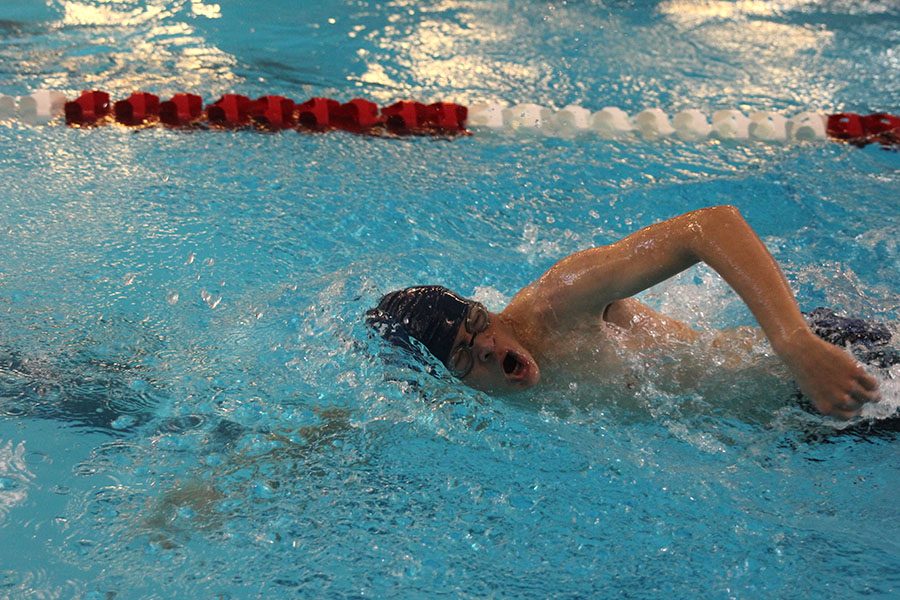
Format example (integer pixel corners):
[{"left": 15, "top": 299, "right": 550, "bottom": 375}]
[
  {"left": 477, "top": 347, "right": 494, "bottom": 364},
  {"left": 475, "top": 337, "right": 494, "bottom": 363}
]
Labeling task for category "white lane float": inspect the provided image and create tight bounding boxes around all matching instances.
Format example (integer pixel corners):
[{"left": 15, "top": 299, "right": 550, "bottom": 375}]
[
  {"left": 591, "top": 107, "right": 634, "bottom": 139},
  {"left": 673, "top": 109, "right": 712, "bottom": 141}
]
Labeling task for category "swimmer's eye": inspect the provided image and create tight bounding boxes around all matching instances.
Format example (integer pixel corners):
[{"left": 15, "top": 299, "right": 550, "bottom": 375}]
[
  {"left": 448, "top": 343, "right": 474, "bottom": 378},
  {"left": 464, "top": 303, "right": 490, "bottom": 335},
  {"left": 447, "top": 302, "right": 489, "bottom": 379}
]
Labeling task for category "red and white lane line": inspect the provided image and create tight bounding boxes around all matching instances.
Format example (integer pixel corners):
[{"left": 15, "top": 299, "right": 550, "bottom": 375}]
[{"left": 0, "top": 89, "right": 897, "bottom": 147}]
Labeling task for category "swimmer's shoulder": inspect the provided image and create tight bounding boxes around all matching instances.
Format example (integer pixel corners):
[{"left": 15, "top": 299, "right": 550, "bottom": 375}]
[
  {"left": 503, "top": 284, "right": 547, "bottom": 325},
  {"left": 501, "top": 284, "right": 569, "bottom": 351}
]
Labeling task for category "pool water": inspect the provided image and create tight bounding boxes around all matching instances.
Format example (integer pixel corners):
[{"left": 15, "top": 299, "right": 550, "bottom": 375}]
[{"left": 0, "top": 1, "right": 898, "bottom": 598}]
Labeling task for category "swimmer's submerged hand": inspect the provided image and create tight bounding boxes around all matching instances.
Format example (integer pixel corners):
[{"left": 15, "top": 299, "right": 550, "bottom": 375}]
[{"left": 779, "top": 330, "right": 880, "bottom": 419}]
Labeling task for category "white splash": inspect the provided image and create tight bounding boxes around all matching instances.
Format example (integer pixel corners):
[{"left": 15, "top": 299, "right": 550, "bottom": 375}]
[
  {"left": 0, "top": 439, "right": 33, "bottom": 524},
  {"left": 860, "top": 369, "right": 900, "bottom": 421},
  {"left": 471, "top": 286, "right": 510, "bottom": 313}
]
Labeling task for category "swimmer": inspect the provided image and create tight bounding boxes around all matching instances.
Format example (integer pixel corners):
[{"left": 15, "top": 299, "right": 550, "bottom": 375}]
[{"left": 368, "top": 206, "right": 891, "bottom": 419}]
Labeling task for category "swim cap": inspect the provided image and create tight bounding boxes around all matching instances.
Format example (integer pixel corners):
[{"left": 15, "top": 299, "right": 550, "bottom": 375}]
[{"left": 366, "top": 286, "right": 471, "bottom": 364}]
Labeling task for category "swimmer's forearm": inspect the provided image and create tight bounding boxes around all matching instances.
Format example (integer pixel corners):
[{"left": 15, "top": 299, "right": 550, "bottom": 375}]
[
  {"left": 683, "top": 205, "right": 809, "bottom": 353},
  {"left": 678, "top": 207, "right": 879, "bottom": 417}
]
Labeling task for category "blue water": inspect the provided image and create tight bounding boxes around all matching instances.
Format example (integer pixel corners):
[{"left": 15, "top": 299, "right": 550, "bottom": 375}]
[{"left": 0, "top": 1, "right": 898, "bottom": 598}]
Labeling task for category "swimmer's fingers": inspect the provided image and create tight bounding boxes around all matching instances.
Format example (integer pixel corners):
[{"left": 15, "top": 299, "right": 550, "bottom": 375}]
[
  {"left": 850, "top": 381, "right": 879, "bottom": 406},
  {"left": 850, "top": 365, "right": 880, "bottom": 404},
  {"left": 831, "top": 383, "right": 878, "bottom": 417},
  {"left": 855, "top": 369, "right": 879, "bottom": 393},
  {"left": 850, "top": 386, "right": 881, "bottom": 408}
]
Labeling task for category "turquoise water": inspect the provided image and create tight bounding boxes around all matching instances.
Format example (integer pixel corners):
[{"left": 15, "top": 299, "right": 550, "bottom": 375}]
[{"left": 0, "top": 1, "right": 898, "bottom": 598}]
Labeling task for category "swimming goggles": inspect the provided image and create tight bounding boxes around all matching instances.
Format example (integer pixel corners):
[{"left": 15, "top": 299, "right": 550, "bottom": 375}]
[{"left": 447, "top": 302, "right": 490, "bottom": 378}]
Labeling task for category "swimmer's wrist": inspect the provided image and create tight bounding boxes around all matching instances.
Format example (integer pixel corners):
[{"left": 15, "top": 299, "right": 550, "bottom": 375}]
[{"left": 770, "top": 325, "right": 815, "bottom": 359}]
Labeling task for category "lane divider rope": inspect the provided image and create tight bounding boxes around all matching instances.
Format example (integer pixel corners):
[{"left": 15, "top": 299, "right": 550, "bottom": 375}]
[{"left": 0, "top": 90, "right": 897, "bottom": 147}]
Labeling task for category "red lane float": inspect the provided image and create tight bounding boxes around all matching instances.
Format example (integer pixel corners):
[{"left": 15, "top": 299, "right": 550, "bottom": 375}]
[
  {"left": 381, "top": 101, "right": 468, "bottom": 133},
  {"left": 207, "top": 94, "right": 252, "bottom": 127},
  {"left": 114, "top": 92, "right": 159, "bottom": 125},
  {"left": 296, "top": 97, "right": 339, "bottom": 129},
  {"left": 426, "top": 102, "right": 468, "bottom": 131},
  {"left": 250, "top": 95, "right": 296, "bottom": 130},
  {"left": 382, "top": 101, "right": 428, "bottom": 131},
  {"left": 861, "top": 113, "right": 900, "bottom": 144},
  {"left": 159, "top": 93, "right": 203, "bottom": 126},
  {"left": 57, "top": 90, "right": 469, "bottom": 136},
  {"left": 827, "top": 113, "right": 864, "bottom": 141},
  {"left": 827, "top": 112, "right": 900, "bottom": 146},
  {"left": 332, "top": 99, "right": 381, "bottom": 131},
  {"left": 65, "top": 90, "right": 111, "bottom": 125}
]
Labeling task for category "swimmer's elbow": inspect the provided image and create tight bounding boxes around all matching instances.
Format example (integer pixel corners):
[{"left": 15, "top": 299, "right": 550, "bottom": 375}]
[
  {"left": 678, "top": 205, "right": 751, "bottom": 261},
  {"left": 689, "top": 205, "right": 749, "bottom": 244},
  {"left": 701, "top": 204, "right": 745, "bottom": 227}
]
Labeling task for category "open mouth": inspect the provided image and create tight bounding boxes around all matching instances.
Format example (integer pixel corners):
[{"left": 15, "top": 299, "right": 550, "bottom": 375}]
[{"left": 502, "top": 351, "right": 525, "bottom": 377}]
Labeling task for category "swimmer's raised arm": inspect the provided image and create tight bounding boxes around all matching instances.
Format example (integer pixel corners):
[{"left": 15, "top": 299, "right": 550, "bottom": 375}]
[
  {"left": 510, "top": 206, "right": 805, "bottom": 334},
  {"left": 505, "top": 205, "right": 879, "bottom": 418}
]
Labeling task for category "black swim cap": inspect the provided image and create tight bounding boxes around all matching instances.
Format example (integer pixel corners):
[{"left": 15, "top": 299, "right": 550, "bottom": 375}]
[{"left": 366, "top": 286, "right": 471, "bottom": 365}]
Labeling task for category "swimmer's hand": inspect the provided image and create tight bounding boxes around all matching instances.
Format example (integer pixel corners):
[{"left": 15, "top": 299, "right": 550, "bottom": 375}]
[{"left": 779, "top": 331, "right": 880, "bottom": 419}]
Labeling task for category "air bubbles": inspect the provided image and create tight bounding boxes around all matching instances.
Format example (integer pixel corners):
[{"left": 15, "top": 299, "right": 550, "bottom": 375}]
[
  {"left": 0, "top": 476, "right": 21, "bottom": 491},
  {"left": 110, "top": 415, "right": 137, "bottom": 430},
  {"left": 200, "top": 290, "right": 222, "bottom": 309}
]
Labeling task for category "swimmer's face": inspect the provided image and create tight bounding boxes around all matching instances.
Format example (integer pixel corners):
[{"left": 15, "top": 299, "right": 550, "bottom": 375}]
[{"left": 447, "top": 310, "right": 540, "bottom": 393}]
